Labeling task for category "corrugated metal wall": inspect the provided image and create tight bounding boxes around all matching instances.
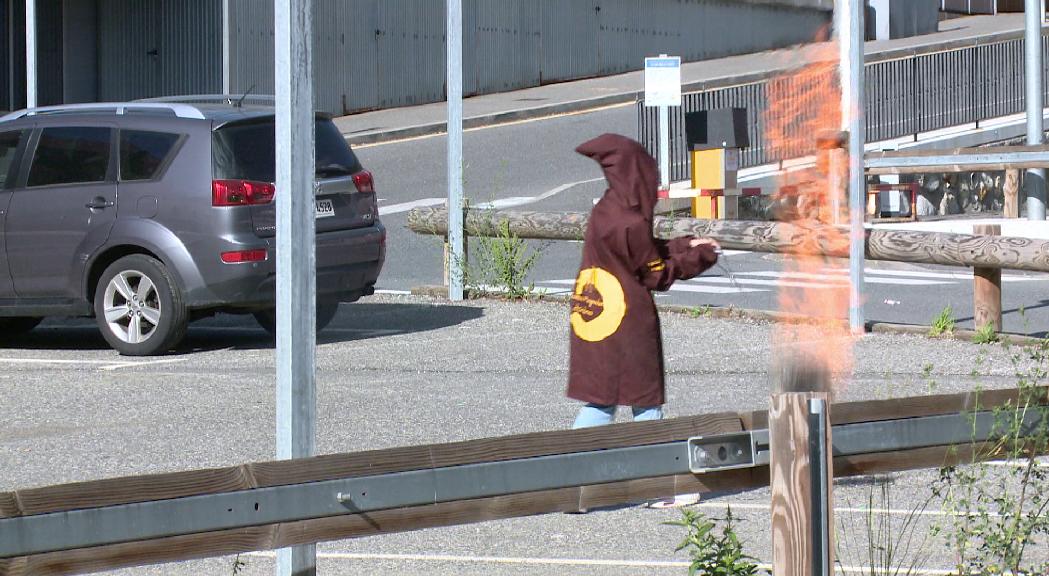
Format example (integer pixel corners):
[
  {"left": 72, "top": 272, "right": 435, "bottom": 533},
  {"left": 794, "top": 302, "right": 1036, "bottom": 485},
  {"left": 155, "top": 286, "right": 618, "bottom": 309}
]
[
  {"left": 227, "top": 0, "right": 829, "bottom": 115},
  {"left": 1, "top": 0, "right": 9, "bottom": 110},
  {"left": 98, "top": 0, "right": 221, "bottom": 101}
]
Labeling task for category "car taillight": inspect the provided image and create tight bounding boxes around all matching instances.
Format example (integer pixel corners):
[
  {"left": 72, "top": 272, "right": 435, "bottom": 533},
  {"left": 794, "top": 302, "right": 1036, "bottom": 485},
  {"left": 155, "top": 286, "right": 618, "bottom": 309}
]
[
  {"left": 221, "top": 249, "right": 267, "bottom": 264},
  {"left": 352, "top": 170, "right": 375, "bottom": 194},
  {"left": 212, "top": 179, "right": 276, "bottom": 206}
]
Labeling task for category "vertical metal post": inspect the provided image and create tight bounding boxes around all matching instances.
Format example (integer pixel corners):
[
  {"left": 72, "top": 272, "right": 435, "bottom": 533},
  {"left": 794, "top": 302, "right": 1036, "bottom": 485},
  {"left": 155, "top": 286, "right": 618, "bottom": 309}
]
[
  {"left": 222, "top": 0, "right": 231, "bottom": 95},
  {"left": 809, "top": 398, "right": 831, "bottom": 576},
  {"left": 659, "top": 105, "right": 670, "bottom": 190},
  {"left": 274, "top": 0, "right": 316, "bottom": 574},
  {"left": 1026, "top": 0, "right": 1047, "bottom": 220},
  {"left": 838, "top": 0, "right": 865, "bottom": 334},
  {"left": 446, "top": 0, "right": 464, "bottom": 301},
  {"left": 24, "top": 0, "right": 35, "bottom": 108}
]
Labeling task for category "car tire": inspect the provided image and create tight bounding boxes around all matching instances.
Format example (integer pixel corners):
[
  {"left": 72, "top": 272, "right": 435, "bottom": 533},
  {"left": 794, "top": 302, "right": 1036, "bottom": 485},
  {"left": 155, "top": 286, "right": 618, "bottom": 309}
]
[
  {"left": 94, "top": 255, "right": 188, "bottom": 356},
  {"left": 253, "top": 301, "right": 339, "bottom": 336},
  {"left": 0, "top": 317, "right": 43, "bottom": 337}
]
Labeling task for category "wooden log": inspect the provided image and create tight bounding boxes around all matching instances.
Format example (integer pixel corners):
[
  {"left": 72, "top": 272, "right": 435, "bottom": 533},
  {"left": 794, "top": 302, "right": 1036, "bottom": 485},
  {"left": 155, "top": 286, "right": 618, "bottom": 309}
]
[
  {"left": 408, "top": 207, "right": 1049, "bottom": 272},
  {"left": 1004, "top": 169, "right": 1020, "bottom": 218},
  {"left": 974, "top": 224, "right": 1003, "bottom": 333}
]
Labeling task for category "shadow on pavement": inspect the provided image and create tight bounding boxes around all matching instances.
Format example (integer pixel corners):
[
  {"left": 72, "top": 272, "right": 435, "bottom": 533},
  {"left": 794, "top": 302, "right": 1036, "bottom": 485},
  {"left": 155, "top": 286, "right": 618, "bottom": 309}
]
[{"left": 0, "top": 302, "right": 485, "bottom": 354}]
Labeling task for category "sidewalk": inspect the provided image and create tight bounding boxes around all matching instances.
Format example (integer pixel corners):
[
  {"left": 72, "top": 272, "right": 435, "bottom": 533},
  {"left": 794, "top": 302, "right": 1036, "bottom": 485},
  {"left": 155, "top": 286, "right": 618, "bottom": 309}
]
[{"left": 336, "top": 14, "right": 1029, "bottom": 146}]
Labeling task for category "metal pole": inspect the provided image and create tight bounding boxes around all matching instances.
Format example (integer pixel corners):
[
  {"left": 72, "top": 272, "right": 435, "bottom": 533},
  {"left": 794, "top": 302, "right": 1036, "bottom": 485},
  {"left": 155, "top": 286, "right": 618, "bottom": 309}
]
[
  {"left": 839, "top": 0, "right": 865, "bottom": 334},
  {"left": 274, "top": 0, "right": 316, "bottom": 574},
  {"left": 24, "top": 0, "right": 35, "bottom": 109},
  {"left": 222, "top": 0, "right": 231, "bottom": 95},
  {"left": 447, "top": 0, "right": 464, "bottom": 301},
  {"left": 1026, "top": 0, "right": 1047, "bottom": 220},
  {"left": 659, "top": 105, "right": 670, "bottom": 190},
  {"left": 848, "top": 0, "right": 866, "bottom": 334}
]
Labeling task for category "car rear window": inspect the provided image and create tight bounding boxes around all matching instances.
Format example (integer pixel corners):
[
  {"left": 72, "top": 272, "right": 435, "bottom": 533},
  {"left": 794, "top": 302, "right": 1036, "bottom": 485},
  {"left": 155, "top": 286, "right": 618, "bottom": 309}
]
[
  {"left": 0, "top": 130, "right": 24, "bottom": 188},
  {"left": 120, "top": 130, "right": 180, "bottom": 181},
  {"left": 212, "top": 118, "right": 362, "bottom": 182},
  {"left": 27, "top": 126, "right": 111, "bottom": 187}
]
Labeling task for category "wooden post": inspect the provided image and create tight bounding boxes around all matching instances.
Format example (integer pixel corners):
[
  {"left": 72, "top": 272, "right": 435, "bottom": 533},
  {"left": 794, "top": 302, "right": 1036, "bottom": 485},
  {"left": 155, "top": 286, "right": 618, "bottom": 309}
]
[
  {"left": 771, "top": 389, "right": 833, "bottom": 575},
  {"left": 1004, "top": 169, "right": 1020, "bottom": 218},
  {"left": 973, "top": 224, "right": 1003, "bottom": 333}
]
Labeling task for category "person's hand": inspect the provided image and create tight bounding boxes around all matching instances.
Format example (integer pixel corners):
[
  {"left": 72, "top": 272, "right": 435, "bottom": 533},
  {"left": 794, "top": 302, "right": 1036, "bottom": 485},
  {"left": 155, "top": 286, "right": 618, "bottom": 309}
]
[{"left": 689, "top": 237, "right": 720, "bottom": 251}]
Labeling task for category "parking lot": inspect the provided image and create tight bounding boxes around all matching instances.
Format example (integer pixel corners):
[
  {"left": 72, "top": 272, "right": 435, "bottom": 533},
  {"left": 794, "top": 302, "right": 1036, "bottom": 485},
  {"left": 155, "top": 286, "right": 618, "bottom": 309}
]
[{"left": 0, "top": 293, "right": 1044, "bottom": 575}]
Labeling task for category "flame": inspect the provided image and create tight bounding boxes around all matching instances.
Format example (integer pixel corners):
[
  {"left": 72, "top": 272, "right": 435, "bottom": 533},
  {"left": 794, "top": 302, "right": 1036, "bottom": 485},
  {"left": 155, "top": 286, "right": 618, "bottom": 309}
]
[{"left": 765, "top": 34, "right": 854, "bottom": 393}]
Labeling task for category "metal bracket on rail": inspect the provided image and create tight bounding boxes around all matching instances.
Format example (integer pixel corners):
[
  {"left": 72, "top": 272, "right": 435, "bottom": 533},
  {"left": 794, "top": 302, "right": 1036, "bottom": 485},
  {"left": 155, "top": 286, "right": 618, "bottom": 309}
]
[{"left": 687, "top": 430, "right": 771, "bottom": 473}]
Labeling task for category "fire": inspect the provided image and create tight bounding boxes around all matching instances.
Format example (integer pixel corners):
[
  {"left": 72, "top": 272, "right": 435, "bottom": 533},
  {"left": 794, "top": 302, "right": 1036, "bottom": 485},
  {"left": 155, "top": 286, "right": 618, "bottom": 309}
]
[{"left": 765, "top": 34, "right": 854, "bottom": 393}]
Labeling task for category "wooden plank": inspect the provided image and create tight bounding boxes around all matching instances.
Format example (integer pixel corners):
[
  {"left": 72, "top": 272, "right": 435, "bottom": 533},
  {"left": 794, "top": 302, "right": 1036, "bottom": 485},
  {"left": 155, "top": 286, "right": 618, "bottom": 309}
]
[
  {"left": 5, "top": 390, "right": 1033, "bottom": 524},
  {"left": 830, "top": 387, "right": 1034, "bottom": 425},
  {"left": 408, "top": 208, "right": 1049, "bottom": 272},
  {"left": 1004, "top": 169, "right": 1020, "bottom": 218},
  {"left": 9, "top": 526, "right": 275, "bottom": 576},
  {"left": 10, "top": 466, "right": 256, "bottom": 519},
  {"left": 0, "top": 493, "right": 21, "bottom": 519},
  {"left": 770, "top": 393, "right": 817, "bottom": 576},
  {"left": 427, "top": 412, "right": 743, "bottom": 468},
  {"left": 0, "top": 438, "right": 1027, "bottom": 576},
  {"left": 250, "top": 412, "right": 744, "bottom": 487}
]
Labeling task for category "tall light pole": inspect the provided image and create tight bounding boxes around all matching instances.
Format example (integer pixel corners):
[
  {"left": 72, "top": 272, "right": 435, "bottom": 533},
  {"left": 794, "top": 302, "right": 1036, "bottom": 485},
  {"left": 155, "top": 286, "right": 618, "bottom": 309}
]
[
  {"left": 274, "top": 0, "right": 317, "bottom": 574},
  {"left": 25, "top": 0, "right": 36, "bottom": 108},
  {"left": 837, "top": 0, "right": 865, "bottom": 334},
  {"left": 447, "top": 0, "right": 464, "bottom": 300},
  {"left": 1026, "top": 0, "right": 1046, "bottom": 220}
]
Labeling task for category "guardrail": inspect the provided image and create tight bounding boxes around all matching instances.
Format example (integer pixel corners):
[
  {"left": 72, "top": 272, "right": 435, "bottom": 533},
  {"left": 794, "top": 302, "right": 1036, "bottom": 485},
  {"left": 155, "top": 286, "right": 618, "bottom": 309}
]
[
  {"left": 1, "top": 388, "right": 1043, "bottom": 575},
  {"left": 638, "top": 31, "right": 1049, "bottom": 180},
  {"left": 408, "top": 205, "right": 1049, "bottom": 334}
]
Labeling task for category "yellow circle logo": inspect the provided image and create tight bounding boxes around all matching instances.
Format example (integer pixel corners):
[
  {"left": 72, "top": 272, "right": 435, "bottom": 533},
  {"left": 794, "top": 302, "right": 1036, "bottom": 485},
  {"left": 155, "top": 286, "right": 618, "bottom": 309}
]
[{"left": 570, "top": 267, "right": 626, "bottom": 342}]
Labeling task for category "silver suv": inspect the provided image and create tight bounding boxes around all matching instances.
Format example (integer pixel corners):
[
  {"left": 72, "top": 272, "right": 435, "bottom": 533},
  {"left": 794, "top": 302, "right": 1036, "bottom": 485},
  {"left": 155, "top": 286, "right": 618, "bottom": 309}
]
[{"left": 0, "top": 101, "right": 385, "bottom": 355}]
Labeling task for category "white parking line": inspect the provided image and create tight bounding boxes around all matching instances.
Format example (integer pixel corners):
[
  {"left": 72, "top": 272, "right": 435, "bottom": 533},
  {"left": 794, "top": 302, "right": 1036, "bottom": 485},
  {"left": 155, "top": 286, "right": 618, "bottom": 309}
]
[
  {"left": 378, "top": 198, "right": 445, "bottom": 215},
  {"left": 0, "top": 357, "right": 185, "bottom": 371},
  {"left": 246, "top": 551, "right": 956, "bottom": 574}
]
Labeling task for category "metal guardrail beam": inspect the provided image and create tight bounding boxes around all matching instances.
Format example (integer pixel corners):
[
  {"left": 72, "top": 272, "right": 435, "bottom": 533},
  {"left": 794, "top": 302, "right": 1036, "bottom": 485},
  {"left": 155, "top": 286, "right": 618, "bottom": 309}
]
[
  {"left": 1, "top": 408, "right": 1044, "bottom": 560},
  {"left": 865, "top": 146, "right": 1049, "bottom": 174}
]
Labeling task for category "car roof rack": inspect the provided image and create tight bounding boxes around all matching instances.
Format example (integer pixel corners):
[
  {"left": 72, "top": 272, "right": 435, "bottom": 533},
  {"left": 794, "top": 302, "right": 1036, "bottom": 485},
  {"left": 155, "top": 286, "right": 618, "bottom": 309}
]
[
  {"left": 0, "top": 102, "right": 207, "bottom": 122},
  {"left": 136, "top": 94, "right": 276, "bottom": 107}
]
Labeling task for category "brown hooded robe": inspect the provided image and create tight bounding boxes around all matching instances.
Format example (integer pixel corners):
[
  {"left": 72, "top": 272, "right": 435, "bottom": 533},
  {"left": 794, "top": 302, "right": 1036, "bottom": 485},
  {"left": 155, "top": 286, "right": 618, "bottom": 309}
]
[{"left": 567, "top": 134, "right": 717, "bottom": 407}]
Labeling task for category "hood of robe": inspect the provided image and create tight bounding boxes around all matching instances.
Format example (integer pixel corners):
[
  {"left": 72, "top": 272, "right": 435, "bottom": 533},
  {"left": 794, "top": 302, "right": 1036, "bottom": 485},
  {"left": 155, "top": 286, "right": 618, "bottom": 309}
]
[{"left": 576, "top": 133, "right": 659, "bottom": 224}]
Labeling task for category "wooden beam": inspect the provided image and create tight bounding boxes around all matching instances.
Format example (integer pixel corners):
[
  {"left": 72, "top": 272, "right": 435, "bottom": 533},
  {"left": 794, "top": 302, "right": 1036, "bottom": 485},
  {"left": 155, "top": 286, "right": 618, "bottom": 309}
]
[
  {"left": 1004, "top": 169, "right": 1021, "bottom": 218},
  {"left": 408, "top": 207, "right": 1049, "bottom": 272},
  {"left": 1, "top": 388, "right": 1044, "bottom": 575}
]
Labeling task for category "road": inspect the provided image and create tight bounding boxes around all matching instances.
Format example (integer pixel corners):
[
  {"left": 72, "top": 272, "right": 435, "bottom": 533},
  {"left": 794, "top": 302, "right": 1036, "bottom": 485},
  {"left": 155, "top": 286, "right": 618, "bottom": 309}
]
[
  {"left": 356, "top": 105, "right": 1049, "bottom": 336},
  {"left": 2, "top": 295, "right": 1045, "bottom": 575}
]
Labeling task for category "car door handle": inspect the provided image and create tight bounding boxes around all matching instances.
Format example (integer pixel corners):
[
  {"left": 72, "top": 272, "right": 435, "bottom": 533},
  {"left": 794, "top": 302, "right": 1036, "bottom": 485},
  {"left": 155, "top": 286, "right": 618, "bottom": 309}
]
[{"left": 86, "top": 197, "right": 115, "bottom": 210}]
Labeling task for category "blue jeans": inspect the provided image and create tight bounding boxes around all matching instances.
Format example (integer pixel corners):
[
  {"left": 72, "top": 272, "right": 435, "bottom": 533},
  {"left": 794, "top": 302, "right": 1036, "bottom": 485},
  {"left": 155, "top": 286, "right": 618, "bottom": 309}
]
[{"left": 572, "top": 403, "right": 664, "bottom": 429}]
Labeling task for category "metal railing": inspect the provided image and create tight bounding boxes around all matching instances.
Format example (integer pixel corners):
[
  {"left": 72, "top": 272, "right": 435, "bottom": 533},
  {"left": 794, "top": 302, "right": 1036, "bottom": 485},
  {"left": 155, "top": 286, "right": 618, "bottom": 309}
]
[{"left": 639, "top": 35, "right": 1049, "bottom": 181}]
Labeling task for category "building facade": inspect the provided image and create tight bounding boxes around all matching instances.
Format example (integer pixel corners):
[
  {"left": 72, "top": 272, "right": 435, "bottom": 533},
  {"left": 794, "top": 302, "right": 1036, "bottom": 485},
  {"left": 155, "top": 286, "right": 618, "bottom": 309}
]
[{"left": 2, "top": 0, "right": 830, "bottom": 115}]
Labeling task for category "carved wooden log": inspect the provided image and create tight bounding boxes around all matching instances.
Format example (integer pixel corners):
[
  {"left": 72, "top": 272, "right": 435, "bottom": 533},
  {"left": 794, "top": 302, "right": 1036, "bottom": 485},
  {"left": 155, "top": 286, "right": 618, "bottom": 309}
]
[{"left": 407, "top": 207, "right": 1049, "bottom": 272}]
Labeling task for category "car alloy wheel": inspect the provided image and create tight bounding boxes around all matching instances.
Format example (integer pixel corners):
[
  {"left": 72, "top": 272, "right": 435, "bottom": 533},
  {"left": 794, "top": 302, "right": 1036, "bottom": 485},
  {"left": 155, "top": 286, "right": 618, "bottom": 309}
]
[
  {"left": 94, "top": 254, "right": 188, "bottom": 356},
  {"left": 103, "top": 270, "right": 162, "bottom": 344}
]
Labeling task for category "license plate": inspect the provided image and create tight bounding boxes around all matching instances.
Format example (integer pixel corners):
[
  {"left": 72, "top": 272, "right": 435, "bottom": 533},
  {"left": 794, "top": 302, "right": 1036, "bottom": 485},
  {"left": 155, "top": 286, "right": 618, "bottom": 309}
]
[{"left": 315, "top": 199, "right": 335, "bottom": 219}]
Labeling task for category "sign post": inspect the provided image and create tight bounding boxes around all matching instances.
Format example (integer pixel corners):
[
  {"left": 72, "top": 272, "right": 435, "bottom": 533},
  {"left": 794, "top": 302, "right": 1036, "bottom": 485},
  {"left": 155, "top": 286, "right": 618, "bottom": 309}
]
[{"left": 645, "top": 55, "right": 681, "bottom": 192}]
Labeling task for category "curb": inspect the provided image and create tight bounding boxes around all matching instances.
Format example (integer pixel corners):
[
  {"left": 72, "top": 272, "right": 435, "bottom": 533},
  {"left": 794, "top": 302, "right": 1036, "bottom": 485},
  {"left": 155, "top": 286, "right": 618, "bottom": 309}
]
[{"left": 408, "top": 284, "right": 1045, "bottom": 346}]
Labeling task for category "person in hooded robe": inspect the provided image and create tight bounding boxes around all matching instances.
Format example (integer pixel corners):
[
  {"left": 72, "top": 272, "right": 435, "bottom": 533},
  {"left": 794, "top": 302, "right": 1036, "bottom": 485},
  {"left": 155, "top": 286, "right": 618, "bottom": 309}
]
[{"left": 568, "top": 133, "right": 720, "bottom": 429}]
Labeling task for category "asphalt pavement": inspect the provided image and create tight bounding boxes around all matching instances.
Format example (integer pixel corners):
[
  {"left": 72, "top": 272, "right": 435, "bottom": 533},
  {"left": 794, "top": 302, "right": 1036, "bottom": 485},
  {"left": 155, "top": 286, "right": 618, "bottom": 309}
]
[{"left": 2, "top": 295, "right": 1044, "bottom": 575}]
